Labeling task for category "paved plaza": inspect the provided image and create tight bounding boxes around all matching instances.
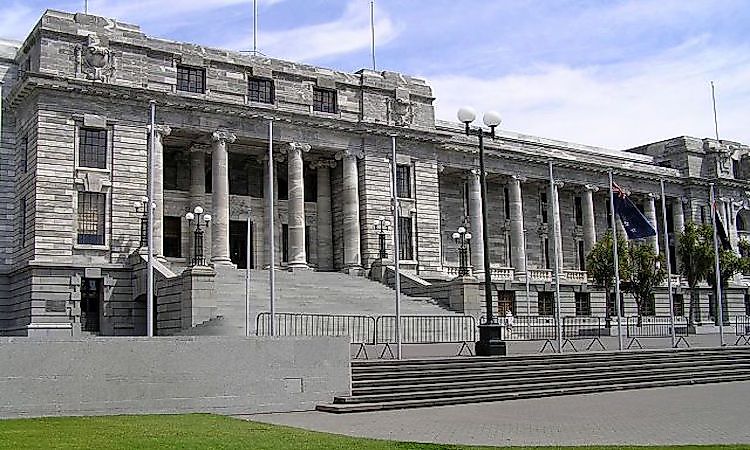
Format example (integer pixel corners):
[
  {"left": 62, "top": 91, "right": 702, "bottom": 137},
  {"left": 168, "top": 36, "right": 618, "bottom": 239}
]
[{"left": 241, "top": 381, "right": 750, "bottom": 447}]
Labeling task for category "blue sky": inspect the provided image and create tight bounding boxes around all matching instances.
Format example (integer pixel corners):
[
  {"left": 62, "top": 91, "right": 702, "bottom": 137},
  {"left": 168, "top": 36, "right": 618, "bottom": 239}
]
[{"left": 2, "top": 0, "right": 749, "bottom": 149}]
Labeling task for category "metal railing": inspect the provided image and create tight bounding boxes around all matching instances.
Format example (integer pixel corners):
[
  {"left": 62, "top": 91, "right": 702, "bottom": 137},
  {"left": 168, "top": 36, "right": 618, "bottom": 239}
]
[
  {"left": 376, "top": 315, "right": 477, "bottom": 357},
  {"left": 255, "top": 312, "right": 376, "bottom": 358},
  {"left": 561, "top": 316, "right": 605, "bottom": 351},
  {"left": 735, "top": 315, "right": 750, "bottom": 345},
  {"left": 625, "top": 316, "right": 689, "bottom": 349}
]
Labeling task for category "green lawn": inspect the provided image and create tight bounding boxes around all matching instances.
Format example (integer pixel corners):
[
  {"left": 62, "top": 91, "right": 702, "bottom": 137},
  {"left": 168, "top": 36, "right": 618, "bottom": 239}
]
[{"left": 0, "top": 414, "right": 744, "bottom": 450}]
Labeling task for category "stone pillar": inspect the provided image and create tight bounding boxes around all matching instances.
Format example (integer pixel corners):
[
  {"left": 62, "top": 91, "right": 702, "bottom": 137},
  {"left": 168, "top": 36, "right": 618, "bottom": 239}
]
[
  {"left": 336, "top": 149, "right": 363, "bottom": 270},
  {"left": 148, "top": 124, "right": 171, "bottom": 257},
  {"left": 314, "top": 160, "right": 335, "bottom": 271},
  {"left": 644, "top": 193, "right": 659, "bottom": 254},
  {"left": 210, "top": 129, "right": 236, "bottom": 266},
  {"left": 285, "top": 142, "right": 310, "bottom": 269},
  {"left": 508, "top": 175, "right": 526, "bottom": 274},
  {"left": 673, "top": 198, "right": 685, "bottom": 234},
  {"left": 582, "top": 184, "right": 598, "bottom": 256},
  {"left": 189, "top": 145, "right": 207, "bottom": 263},
  {"left": 467, "top": 169, "right": 484, "bottom": 275},
  {"left": 550, "top": 181, "right": 564, "bottom": 269}
]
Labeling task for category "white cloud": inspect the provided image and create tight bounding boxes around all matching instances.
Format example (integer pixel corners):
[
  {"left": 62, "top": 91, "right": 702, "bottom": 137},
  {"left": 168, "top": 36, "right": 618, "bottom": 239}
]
[
  {"left": 427, "top": 40, "right": 750, "bottom": 150},
  {"left": 223, "top": 0, "right": 399, "bottom": 62}
]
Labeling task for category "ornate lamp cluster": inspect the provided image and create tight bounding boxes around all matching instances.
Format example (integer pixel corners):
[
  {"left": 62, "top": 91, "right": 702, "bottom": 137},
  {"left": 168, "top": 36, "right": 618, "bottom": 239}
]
[
  {"left": 185, "top": 206, "right": 212, "bottom": 266},
  {"left": 452, "top": 226, "right": 472, "bottom": 276},
  {"left": 373, "top": 216, "right": 392, "bottom": 259}
]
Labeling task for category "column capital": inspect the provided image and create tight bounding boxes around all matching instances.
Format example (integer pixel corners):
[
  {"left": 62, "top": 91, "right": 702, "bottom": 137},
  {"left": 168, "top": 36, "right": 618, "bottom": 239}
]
[
  {"left": 335, "top": 149, "right": 364, "bottom": 160},
  {"left": 284, "top": 142, "right": 311, "bottom": 156},
  {"left": 211, "top": 129, "right": 237, "bottom": 145},
  {"left": 553, "top": 180, "right": 564, "bottom": 189},
  {"left": 510, "top": 174, "right": 527, "bottom": 183},
  {"left": 148, "top": 124, "right": 172, "bottom": 139},
  {"left": 310, "top": 159, "right": 337, "bottom": 170},
  {"left": 646, "top": 192, "right": 659, "bottom": 200},
  {"left": 583, "top": 184, "right": 599, "bottom": 193}
]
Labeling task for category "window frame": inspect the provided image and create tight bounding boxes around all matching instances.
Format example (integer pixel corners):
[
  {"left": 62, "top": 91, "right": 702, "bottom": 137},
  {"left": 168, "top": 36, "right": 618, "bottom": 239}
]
[
  {"left": 574, "top": 292, "right": 591, "bottom": 316},
  {"left": 248, "top": 77, "right": 275, "bottom": 104},
  {"left": 163, "top": 216, "right": 182, "bottom": 258},
  {"left": 76, "top": 191, "right": 106, "bottom": 246},
  {"left": 537, "top": 292, "right": 555, "bottom": 316},
  {"left": 313, "top": 87, "right": 338, "bottom": 113},
  {"left": 396, "top": 164, "right": 412, "bottom": 198},
  {"left": 78, "top": 127, "right": 108, "bottom": 169},
  {"left": 176, "top": 64, "right": 206, "bottom": 94},
  {"left": 398, "top": 215, "right": 414, "bottom": 260}
]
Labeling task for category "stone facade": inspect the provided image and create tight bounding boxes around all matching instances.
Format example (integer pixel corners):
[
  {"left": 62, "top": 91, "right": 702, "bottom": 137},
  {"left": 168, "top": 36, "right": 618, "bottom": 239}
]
[{"left": 1, "top": 10, "right": 749, "bottom": 336}]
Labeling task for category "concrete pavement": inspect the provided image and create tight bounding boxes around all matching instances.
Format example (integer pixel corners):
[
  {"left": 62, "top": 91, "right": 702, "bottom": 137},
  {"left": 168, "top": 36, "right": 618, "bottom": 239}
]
[{"left": 240, "top": 381, "right": 750, "bottom": 447}]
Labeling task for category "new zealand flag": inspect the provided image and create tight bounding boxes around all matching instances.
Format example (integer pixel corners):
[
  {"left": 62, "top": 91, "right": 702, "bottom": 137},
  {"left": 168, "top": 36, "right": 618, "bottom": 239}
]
[
  {"left": 713, "top": 204, "right": 732, "bottom": 251},
  {"left": 612, "top": 182, "right": 657, "bottom": 240}
]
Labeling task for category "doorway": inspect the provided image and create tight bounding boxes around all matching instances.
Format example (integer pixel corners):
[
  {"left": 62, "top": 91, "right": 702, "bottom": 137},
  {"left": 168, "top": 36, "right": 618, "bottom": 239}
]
[
  {"left": 229, "top": 220, "right": 254, "bottom": 269},
  {"left": 80, "top": 278, "right": 101, "bottom": 333},
  {"left": 497, "top": 290, "right": 516, "bottom": 315}
]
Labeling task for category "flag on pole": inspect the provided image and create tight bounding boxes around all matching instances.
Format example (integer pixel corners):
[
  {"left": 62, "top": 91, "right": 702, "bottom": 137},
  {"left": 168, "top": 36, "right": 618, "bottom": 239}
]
[
  {"left": 712, "top": 201, "right": 732, "bottom": 250},
  {"left": 612, "top": 182, "right": 656, "bottom": 239}
]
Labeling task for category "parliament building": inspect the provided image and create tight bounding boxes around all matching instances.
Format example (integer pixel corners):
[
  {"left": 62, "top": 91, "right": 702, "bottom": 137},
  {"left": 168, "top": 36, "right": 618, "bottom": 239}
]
[{"left": 1, "top": 10, "right": 749, "bottom": 337}]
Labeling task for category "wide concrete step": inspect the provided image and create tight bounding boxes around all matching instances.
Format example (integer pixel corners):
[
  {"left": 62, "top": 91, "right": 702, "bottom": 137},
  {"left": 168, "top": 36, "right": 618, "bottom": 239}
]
[
  {"left": 317, "top": 373, "right": 750, "bottom": 413},
  {"left": 353, "top": 357, "right": 750, "bottom": 388}
]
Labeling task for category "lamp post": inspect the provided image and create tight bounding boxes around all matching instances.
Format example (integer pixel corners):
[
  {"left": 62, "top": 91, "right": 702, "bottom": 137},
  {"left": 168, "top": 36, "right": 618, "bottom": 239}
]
[
  {"left": 452, "top": 226, "right": 472, "bottom": 276},
  {"left": 457, "top": 106, "right": 506, "bottom": 356},
  {"left": 185, "top": 206, "right": 211, "bottom": 266},
  {"left": 374, "top": 216, "right": 391, "bottom": 259},
  {"left": 134, "top": 196, "right": 151, "bottom": 249}
]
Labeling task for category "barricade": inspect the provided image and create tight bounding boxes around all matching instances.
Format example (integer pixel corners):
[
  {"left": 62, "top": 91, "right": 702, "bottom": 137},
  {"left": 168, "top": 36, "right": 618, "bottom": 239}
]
[
  {"left": 493, "top": 315, "right": 559, "bottom": 353},
  {"left": 255, "top": 312, "right": 376, "bottom": 359},
  {"left": 375, "top": 315, "right": 477, "bottom": 358},
  {"left": 561, "top": 317, "right": 605, "bottom": 351},
  {"left": 625, "top": 315, "right": 689, "bottom": 349},
  {"left": 735, "top": 315, "right": 750, "bottom": 345}
]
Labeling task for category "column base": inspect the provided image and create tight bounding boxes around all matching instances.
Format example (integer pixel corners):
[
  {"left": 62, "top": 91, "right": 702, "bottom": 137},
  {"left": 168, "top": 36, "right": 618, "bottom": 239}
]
[
  {"left": 342, "top": 265, "right": 365, "bottom": 276},
  {"left": 286, "top": 261, "right": 311, "bottom": 272},
  {"left": 210, "top": 257, "right": 236, "bottom": 269}
]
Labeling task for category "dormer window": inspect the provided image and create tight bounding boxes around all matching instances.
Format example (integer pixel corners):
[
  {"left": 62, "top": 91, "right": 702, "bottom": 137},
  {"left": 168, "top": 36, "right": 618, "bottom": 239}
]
[
  {"left": 177, "top": 65, "right": 205, "bottom": 93},
  {"left": 313, "top": 87, "right": 337, "bottom": 113},
  {"left": 248, "top": 77, "right": 274, "bottom": 104}
]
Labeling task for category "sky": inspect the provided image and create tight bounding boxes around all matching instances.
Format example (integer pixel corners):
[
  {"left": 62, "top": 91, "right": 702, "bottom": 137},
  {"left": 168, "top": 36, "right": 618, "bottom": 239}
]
[{"left": 1, "top": 0, "right": 748, "bottom": 150}]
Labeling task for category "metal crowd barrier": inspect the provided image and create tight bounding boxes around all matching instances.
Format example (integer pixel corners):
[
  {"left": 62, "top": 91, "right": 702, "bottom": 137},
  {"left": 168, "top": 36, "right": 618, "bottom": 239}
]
[
  {"left": 625, "top": 315, "right": 689, "bottom": 349},
  {"left": 561, "top": 317, "right": 605, "bottom": 351},
  {"left": 375, "top": 315, "right": 477, "bottom": 358},
  {"left": 255, "top": 312, "right": 376, "bottom": 358},
  {"left": 735, "top": 316, "right": 750, "bottom": 345}
]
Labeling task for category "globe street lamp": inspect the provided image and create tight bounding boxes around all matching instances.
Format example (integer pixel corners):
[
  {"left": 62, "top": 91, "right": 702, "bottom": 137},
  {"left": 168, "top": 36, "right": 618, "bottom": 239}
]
[
  {"left": 374, "top": 216, "right": 391, "bottom": 259},
  {"left": 134, "top": 196, "right": 155, "bottom": 249},
  {"left": 457, "top": 106, "right": 505, "bottom": 356},
  {"left": 186, "top": 206, "right": 211, "bottom": 266},
  {"left": 452, "top": 226, "right": 472, "bottom": 277}
]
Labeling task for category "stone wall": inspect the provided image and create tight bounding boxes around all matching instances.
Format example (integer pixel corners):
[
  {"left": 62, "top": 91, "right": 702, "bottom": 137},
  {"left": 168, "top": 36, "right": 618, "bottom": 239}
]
[{"left": 0, "top": 336, "right": 349, "bottom": 418}]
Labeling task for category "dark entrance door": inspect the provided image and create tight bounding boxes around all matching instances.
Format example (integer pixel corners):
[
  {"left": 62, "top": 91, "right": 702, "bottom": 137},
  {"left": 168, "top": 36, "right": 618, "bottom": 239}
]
[
  {"left": 497, "top": 290, "right": 516, "bottom": 315},
  {"left": 80, "top": 278, "right": 101, "bottom": 333},
  {"left": 229, "top": 220, "right": 254, "bottom": 269}
]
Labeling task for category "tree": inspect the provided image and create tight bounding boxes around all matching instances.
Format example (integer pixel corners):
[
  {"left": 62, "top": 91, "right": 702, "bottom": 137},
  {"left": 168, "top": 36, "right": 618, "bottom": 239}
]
[
  {"left": 586, "top": 230, "right": 630, "bottom": 325},
  {"left": 705, "top": 244, "right": 748, "bottom": 325},
  {"left": 677, "top": 222, "right": 714, "bottom": 326},
  {"left": 622, "top": 242, "right": 666, "bottom": 325}
]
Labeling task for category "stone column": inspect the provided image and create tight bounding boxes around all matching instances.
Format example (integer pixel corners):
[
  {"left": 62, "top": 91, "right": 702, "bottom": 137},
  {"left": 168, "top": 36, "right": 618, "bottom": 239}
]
[
  {"left": 582, "top": 184, "right": 598, "bottom": 256},
  {"left": 336, "top": 149, "right": 363, "bottom": 271},
  {"left": 314, "top": 160, "right": 336, "bottom": 271},
  {"left": 148, "top": 124, "right": 171, "bottom": 257},
  {"left": 508, "top": 175, "right": 526, "bottom": 274},
  {"left": 210, "top": 129, "right": 236, "bottom": 266},
  {"left": 644, "top": 193, "right": 659, "bottom": 254},
  {"left": 189, "top": 145, "right": 207, "bottom": 263},
  {"left": 467, "top": 169, "right": 484, "bottom": 276},
  {"left": 550, "top": 181, "right": 564, "bottom": 269},
  {"left": 285, "top": 142, "right": 311, "bottom": 269},
  {"left": 673, "top": 198, "right": 685, "bottom": 234}
]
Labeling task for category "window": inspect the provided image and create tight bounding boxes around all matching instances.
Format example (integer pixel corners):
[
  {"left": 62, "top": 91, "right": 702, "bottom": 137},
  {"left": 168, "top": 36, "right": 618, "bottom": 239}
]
[
  {"left": 608, "top": 292, "right": 625, "bottom": 317},
  {"left": 20, "top": 198, "right": 27, "bottom": 247},
  {"left": 574, "top": 196, "right": 583, "bottom": 226},
  {"left": 396, "top": 164, "right": 411, "bottom": 198},
  {"left": 79, "top": 128, "right": 107, "bottom": 169},
  {"left": 164, "top": 216, "right": 181, "bottom": 258},
  {"left": 666, "top": 203, "right": 674, "bottom": 232},
  {"left": 77, "top": 192, "right": 106, "bottom": 245},
  {"left": 575, "top": 292, "right": 591, "bottom": 316},
  {"left": 538, "top": 292, "right": 554, "bottom": 316},
  {"left": 540, "top": 191, "right": 548, "bottom": 223},
  {"left": 503, "top": 187, "right": 510, "bottom": 218},
  {"left": 177, "top": 65, "right": 205, "bottom": 93},
  {"left": 304, "top": 167, "right": 317, "bottom": 202},
  {"left": 248, "top": 77, "right": 274, "bottom": 104},
  {"left": 282, "top": 224, "right": 288, "bottom": 262},
  {"left": 673, "top": 294, "right": 685, "bottom": 317},
  {"left": 577, "top": 240, "right": 586, "bottom": 271},
  {"left": 399, "top": 216, "right": 414, "bottom": 260},
  {"left": 80, "top": 278, "right": 101, "bottom": 333},
  {"left": 164, "top": 147, "right": 190, "bottom": 191},
  {"left": 21, "top": 135, "right": 28, "bottom": 173},
  {"left": 313, "top": 87, "right": 337, "bottom": 113}
]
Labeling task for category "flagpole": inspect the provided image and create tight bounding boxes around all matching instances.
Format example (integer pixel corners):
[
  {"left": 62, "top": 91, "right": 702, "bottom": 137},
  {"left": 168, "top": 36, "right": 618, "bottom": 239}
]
[
  {"left": 609, "top": 170, "right": 623, "bottom": 351},
  {"left": 549, "top": 161, "right": 563, "bottom": 353},
  {"left": 245, "top": 210, "right": 252, "bottom": 337},
  {"left": 711, "top": 81, "right": 720, "bottom": 141},
  {"left": 390, "top": 135, "right": 402, "bottom": 359},
  {"left": 370, "top": 1, "right": 376, "bottom": 71},
  {"left": 709, "top": 183, "right": 725, "bottom": 346},
  {"left": 660, "top": 179, "right": 676, "bottom": 348},
  {"left": 147, "top": 100, "right": 155, "bottom": 338},
  {"left": 267, "top": 119, "right": 276, "bottom": 336}
]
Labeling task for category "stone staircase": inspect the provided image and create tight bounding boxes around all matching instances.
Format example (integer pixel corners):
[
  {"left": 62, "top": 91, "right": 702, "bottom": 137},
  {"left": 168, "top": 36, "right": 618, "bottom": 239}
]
[
  {"left": 316, "top": 347, "right": 750, "bottom": 413},
  {"left": 185, "top": 268, "right": 458, "bottom": 336}
]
